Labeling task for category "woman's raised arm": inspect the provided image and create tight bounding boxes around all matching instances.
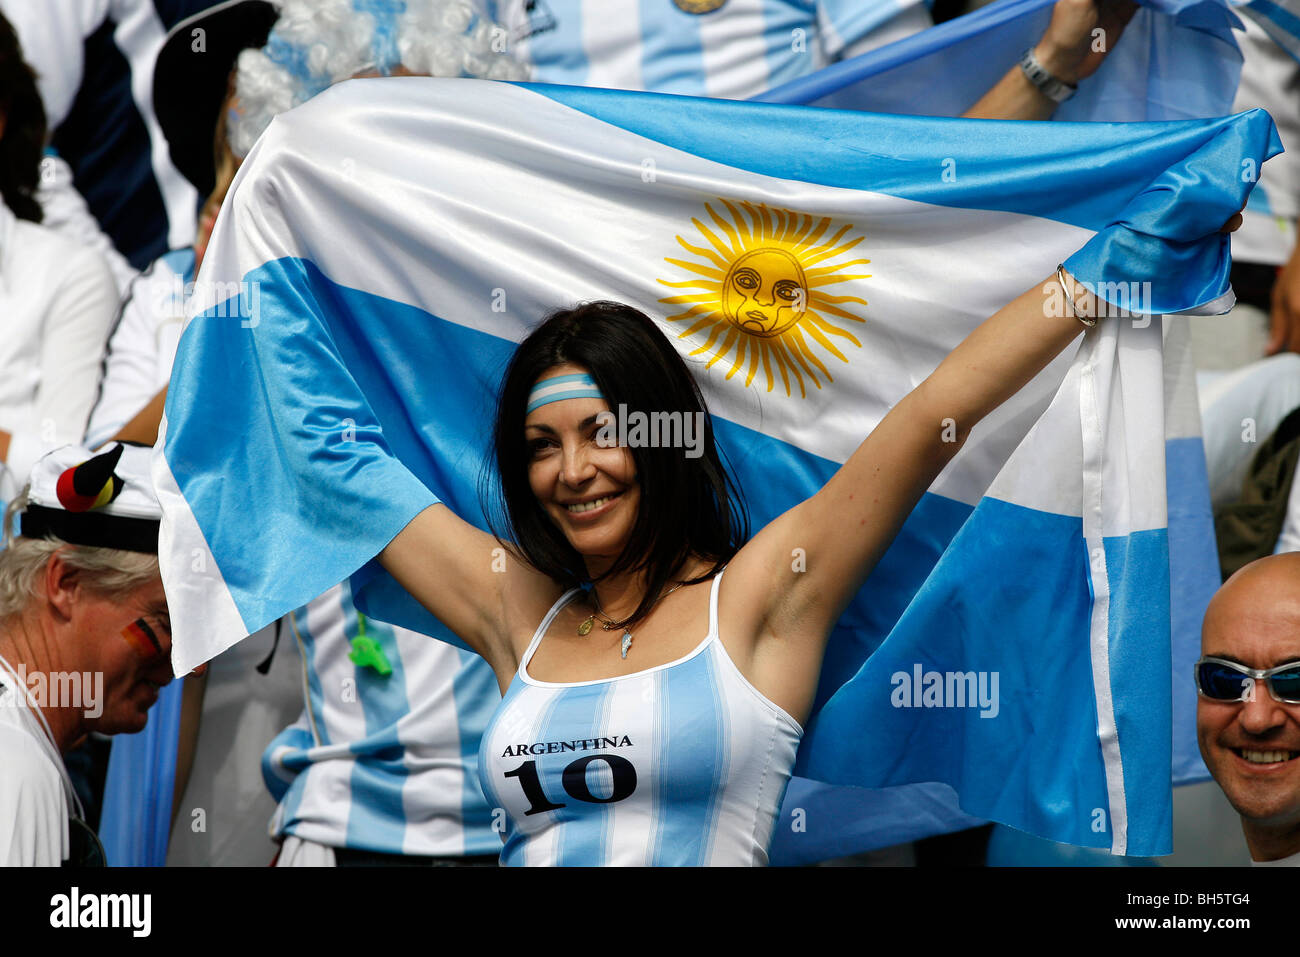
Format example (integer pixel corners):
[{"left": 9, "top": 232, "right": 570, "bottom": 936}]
[
  {"left": 378, "top": 504, "right": 559, "bottom": 682},
  {"left": 723, "top": 270, "right": 1100, "bottom": 716}
]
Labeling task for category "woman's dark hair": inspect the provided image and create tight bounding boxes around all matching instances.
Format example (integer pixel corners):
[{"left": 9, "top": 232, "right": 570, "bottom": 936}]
[
  {"left": 0, "top": 13, "right": 47, "bottom": 223},
  {"left": 485, "top": 301, "right": 749, "bottom": 626}
]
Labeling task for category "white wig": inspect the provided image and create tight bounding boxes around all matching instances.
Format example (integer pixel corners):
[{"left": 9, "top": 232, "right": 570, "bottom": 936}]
[{"left": 230, "top": 0, "right": 529, "bottom": 157}]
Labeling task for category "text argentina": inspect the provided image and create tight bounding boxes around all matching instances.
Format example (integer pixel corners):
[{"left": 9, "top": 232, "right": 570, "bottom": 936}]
[{"left": 502, "top": 734, "right": 633, "bottom": 758}]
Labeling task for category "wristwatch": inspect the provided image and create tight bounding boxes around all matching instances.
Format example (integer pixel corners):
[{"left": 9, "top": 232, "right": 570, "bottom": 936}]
[{"left": 1018, "top": 48, "right": 1077, "bottom": 104}]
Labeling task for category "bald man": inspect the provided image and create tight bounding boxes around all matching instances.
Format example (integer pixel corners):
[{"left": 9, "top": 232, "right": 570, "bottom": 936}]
[{"left": 1197, "top": 552, "right": 1300, "bottom": 865}]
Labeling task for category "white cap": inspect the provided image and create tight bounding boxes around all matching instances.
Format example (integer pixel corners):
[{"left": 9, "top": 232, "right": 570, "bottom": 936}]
[{"left": 19, "top": 443, "right": 161, "bottom": 553}]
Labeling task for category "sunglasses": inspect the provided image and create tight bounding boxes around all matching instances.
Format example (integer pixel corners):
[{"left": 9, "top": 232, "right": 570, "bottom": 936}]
[{"left": 1195, "top": 657, "right": 1300, "bottom": 704}]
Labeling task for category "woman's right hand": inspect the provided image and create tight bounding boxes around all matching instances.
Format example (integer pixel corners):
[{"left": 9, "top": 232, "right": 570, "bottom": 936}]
[{"left": 1034, "top": 0, "right": 1139, "bottom": 86}]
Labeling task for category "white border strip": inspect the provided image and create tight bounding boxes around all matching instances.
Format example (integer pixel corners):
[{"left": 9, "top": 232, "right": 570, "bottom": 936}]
[
  {"left": 153, "top": 413, "right": 250, "bottom": 675},
  {"left": 1078, "top": 341, "right": 1128, "bottom": 855}
]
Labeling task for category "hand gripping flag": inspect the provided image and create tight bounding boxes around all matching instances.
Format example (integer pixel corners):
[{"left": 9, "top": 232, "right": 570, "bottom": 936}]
[
  {"left": 759, "top": 0, "right": 1247, "bottom": 121},
  {"left": 155, "top": 78, "right": 1279, "bottom": 857}
]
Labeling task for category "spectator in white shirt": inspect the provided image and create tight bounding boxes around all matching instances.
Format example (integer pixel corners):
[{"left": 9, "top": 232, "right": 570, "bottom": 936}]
[{"left": 0, "top": 13, "right": 117, "bottom": 503}]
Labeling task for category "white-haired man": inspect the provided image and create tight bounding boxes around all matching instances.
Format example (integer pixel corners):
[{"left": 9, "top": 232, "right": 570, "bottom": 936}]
[{"left": 0, "top": 443, "right": 178, "bottom": 865}]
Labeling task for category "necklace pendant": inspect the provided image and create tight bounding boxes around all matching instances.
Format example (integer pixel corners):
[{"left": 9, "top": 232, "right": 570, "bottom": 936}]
[
  {"left": 578, "top": 616, "right": 594, "bottom": 637},
  {"left": 620, "top": 631, "right": 633, "bottom": 659}
]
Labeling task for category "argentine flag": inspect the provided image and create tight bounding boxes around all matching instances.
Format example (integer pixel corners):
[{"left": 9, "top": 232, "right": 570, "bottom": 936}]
[{"left": 155, "top": 78, "right": 1278, "bottom": 858}]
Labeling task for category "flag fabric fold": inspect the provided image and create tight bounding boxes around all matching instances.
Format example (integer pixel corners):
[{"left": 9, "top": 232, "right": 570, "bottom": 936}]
[{"left": 156, "top": 78, "right": 1278, "bottom": 857}]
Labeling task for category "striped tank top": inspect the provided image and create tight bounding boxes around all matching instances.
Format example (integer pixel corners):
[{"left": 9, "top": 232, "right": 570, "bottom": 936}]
[{"left": 478, "top": 570, "right": 802, "bottom": 866}]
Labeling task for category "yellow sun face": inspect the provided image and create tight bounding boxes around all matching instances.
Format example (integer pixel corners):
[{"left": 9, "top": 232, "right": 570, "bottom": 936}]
[{"left": 659, "top": 199, "right": 870, "bottom": 398}]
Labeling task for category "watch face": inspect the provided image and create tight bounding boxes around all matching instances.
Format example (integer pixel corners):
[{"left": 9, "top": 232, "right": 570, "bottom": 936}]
[{"left": 673, "top": 0, "right": 727, "bottom": 12}]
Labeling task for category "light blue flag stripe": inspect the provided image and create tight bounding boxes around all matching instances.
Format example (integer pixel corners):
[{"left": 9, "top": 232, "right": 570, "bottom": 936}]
[
  {"left": 769, "top": 779, "right": 985, "bottom": 865},
  {"left": 1166, "top": 438, "right": 1219, "bottom": 785}
]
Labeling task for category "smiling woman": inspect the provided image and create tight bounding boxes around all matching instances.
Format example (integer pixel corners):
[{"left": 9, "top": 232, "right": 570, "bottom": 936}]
[
  {"left": 375, "top": 249, "right": 1115, "bottom": 864},
  {"left": 486, "top": 301, "right": 747, "bottom": 631}
]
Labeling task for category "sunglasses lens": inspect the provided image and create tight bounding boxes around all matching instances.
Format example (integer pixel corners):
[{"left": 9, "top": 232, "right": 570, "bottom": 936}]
[
  {"left": 1269, "top": 668, "right": 1300, "bottom": 703},
  {"left": 1198, "top": 662, "right": 1251, "bottom": 701}
]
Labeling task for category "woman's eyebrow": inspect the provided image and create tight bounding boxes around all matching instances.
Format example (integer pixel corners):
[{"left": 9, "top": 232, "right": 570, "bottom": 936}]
[{"left": 525, "top": 414, "right": 605, "bottom": 433}]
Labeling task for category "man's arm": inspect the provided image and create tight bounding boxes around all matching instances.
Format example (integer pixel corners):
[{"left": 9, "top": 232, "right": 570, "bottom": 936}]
[
  {"left": 1269, "top": 243, "right": 1300, "bottom": 354},
  {"left": 965, "top": 0, "right": 1137, "bottom": 119}
]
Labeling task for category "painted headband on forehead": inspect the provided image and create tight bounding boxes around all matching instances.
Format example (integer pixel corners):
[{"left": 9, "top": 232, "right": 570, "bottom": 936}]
[{"left": 526, "top": 373, "right": 606, "bottom": 414}]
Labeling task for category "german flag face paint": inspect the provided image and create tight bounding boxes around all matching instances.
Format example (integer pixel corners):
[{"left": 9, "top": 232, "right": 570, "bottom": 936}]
[{"left": 121, "top": 617, "right": 164, "bottom": 661}]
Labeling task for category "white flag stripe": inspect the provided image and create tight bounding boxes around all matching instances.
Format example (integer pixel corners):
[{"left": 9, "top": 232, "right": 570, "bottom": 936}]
[{"left": 199, "top": 80, "right": 1102, "bottom": 516}]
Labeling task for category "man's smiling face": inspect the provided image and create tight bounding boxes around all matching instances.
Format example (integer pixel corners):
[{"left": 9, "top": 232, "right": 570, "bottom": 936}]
[{"left": 1197, "top": 554, "right": 1300, "bottom": 853}]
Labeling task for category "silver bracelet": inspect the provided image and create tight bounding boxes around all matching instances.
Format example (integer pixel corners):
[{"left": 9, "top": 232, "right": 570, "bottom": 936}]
[
  {"left": 1019, "top": 48, "right": 1077, "bottom": 104},
  {"left": 1057, "top": 264, "right": 1097, "bottom": 328}
]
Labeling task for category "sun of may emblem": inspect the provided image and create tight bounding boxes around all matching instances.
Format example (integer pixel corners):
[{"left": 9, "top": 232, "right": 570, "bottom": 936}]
[{"left": 658, "top": 199, "right": 870, "bottom": 398}]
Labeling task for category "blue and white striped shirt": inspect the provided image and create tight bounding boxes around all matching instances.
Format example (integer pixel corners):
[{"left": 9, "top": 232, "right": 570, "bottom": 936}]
[
  {"left": 264, "top": 582, "right": 502, "bottom": 856},
  {"left": 479, "top": 571, "right": 803, "bottom": 866}
]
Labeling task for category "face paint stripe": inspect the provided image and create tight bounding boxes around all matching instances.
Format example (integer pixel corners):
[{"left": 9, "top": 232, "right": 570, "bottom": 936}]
[{"left": 123, "top": 618, "right": 163, "bottom": 657}]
